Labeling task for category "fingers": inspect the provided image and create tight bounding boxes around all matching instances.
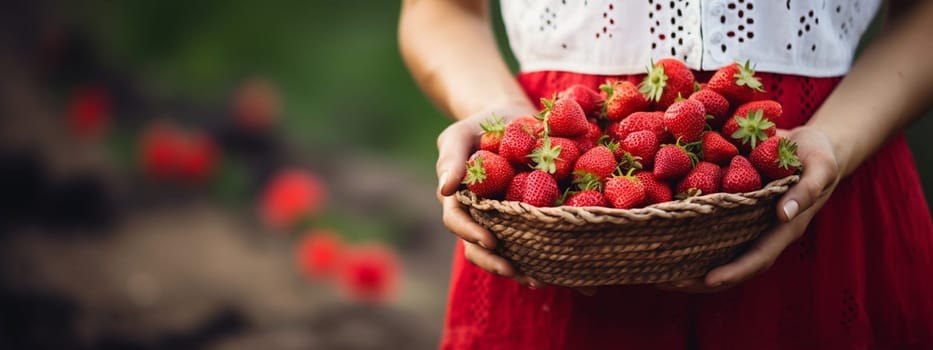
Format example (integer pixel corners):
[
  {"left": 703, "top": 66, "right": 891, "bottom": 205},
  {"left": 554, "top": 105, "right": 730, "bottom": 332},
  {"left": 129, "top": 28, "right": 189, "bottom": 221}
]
[
  {"left": 778, "top": 128, "right": 840, "bottom": 222},
  {"left": 442, "top": 196, "right": 497, "bottom": 249},
  {"left": 436, "top": 125, "right": 475, "bottom": 197},
  {"left": 463, "top": 241, "right": 516, "bottom": 278}
]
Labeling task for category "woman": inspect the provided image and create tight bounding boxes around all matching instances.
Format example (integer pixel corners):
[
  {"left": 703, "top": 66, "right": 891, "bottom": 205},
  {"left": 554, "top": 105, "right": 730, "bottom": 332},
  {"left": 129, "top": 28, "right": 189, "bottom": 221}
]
[{"left": 399, "top": 0, "right": 933, "bottom": 348}]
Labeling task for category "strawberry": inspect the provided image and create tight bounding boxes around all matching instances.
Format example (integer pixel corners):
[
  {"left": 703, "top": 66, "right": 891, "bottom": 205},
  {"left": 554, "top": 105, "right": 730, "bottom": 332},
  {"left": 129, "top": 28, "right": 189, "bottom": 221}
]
[
  {"left": 338, "top": 243, "right": 401, "bottom": 304},
  {"left": 749, "top": 136, "right": 802, "bottom": 180},
  {"left": 565, "top": 177, "right": 609, "bottom": 207},
  {"left": 663, "top": 99, "right": 706, "bottom": 143},
  {"left": 608, "top": 111, "right": 666, "bottom": 142},
  {"left": 734, "top": 100, "right": 785, "bottom": 129},
  {"left": 463, "top": 150, "right": 515, "bottom": 198},
  {"left": 140, "top": 122, "right": 181, "bottom": 180},
  {"left": 601, "top": 80, "right": 650, "bottom": 122},
  {"left": 604, "top": 170, "right": 646, "bottom": 209},
  {"left": 676, "top": 161, "right": 722, "bottom": 197},
  {"left": 295, "top": 229, "right": 344, "bottom": 280},
  {"left": 505, "top": 172, "right": 530, "bottom": 201},
  {"left": 559, "top": 84, "right": 604, "bottom": 119},
  {"left": 510, "top": 115, "right": 545, "bottom": 136},
  {"left": 232, "top": 77, "right": 282, "bottom": 131},
  {"left": 688, "top": 89, "right": 730, "bottom": 129},
  {"left": 653, "top": 143, "right": 696, "bottom": 181},
  {"left": 530, "top": 137, "right": 580, "bottom": 181},
  {"left": 639, "top": 58, "right": 696, "bottom": 110},
  {"left": 522, "top": 170, "right": 560, "bottom": 207},
  {"left": 260, "top": 168, "right": 327, "bottom": 230},
  {"left": 707, "top": 60, "right": 765, "bottom": 104},
  {"left": 635, "top": 171, "right": 673, "bottom": 205},
  {"left": 574, "top": 119, "right": 603, "bottom": 152},
  {"left": 701, "top": 131, "right": 739, "bottom": 165},
  {"left": 499, "top": 120, "right": 538, "bottom": 167},
  {"left": 620, "top": 130, "right": 660, "bottom": 169},
  {"left": 479, "top": 115, "right": 506, "bottom": 152},
  {"left": 175, "top": 130, "right": 219, "bottom": 184},
  {"left": 722, "top": 109, "right": 776, "bottom": 153},
  {"left": 573, "top": 145, "right": 618, "bottom": 181},
  {"left": 540, "top": 97, "right": 588, "bottom": 137},
  {"left": 722, "top": 155, "right": 762, "bottom": 193}
]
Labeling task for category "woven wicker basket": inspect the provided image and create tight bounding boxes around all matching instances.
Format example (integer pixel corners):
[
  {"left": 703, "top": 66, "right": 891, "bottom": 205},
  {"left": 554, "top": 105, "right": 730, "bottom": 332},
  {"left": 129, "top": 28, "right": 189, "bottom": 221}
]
[{"left": 455, "top": 175, "right": 798, "bottom": 287}]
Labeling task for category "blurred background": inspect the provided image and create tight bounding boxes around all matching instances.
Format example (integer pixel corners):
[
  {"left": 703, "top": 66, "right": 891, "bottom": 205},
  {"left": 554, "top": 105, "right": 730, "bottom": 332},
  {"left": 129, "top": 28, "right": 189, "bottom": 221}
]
[{"left": 0, "top": 1, "right": 930, "bottom": 349}]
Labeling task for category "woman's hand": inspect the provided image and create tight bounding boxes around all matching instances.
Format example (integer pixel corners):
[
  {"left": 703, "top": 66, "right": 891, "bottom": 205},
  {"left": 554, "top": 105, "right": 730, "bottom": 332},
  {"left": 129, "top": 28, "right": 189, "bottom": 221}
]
[
  {"left": 657, "top": 126, "right": 842, "bottom": 293},
  {"left": 435, "top": 103, "right": 549, "bottom": 289}
]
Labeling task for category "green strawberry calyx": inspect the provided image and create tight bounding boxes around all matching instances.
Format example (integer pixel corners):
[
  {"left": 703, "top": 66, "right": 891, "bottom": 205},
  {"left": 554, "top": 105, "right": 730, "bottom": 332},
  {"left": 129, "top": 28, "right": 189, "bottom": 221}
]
[
  {"left": 479, "top": 114, "right": 506, "bottom": 135},
  {"left": 462, "top": 155, "right": 487, "bottom": 185},
  {"left": 639, "top": 59, "right": 668, "bottom": 102},
  {"left": 529, "top": 136, "right": 562, "bottom": 174},
  {"left": 734, "top": 60, "right": 765, "bottom": 92},
  {"left": 776, "top": 138, "right": 803, "bottom": 170},
  {"left": 667, "top": 137, "right": 700, "bottom": 165},
  {"left": 731, "top": 109, "right": 775, "bottom": 149},
  {"left": 572, "top": 172, "right": 603, "bottom": 192}
]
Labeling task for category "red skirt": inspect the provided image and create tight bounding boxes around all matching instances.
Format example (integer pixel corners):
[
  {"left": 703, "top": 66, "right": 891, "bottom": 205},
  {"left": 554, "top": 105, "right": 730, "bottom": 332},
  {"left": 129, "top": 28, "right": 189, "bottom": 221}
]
[{"left": 440, "top": 71, "right": 933, "bottom": 349}]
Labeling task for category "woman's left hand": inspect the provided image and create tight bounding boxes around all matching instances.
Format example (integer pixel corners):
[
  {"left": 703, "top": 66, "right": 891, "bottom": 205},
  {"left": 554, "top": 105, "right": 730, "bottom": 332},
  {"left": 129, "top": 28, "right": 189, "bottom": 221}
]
[{"left": 657, "top": 126, "right": 842, "bottom": 293}]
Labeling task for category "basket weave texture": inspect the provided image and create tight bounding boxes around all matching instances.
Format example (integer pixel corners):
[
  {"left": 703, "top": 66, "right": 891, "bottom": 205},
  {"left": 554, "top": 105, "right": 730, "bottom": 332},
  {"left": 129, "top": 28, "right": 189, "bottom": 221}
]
[{"left": 455, "top": 175, "right": 798, "bottom": 287}]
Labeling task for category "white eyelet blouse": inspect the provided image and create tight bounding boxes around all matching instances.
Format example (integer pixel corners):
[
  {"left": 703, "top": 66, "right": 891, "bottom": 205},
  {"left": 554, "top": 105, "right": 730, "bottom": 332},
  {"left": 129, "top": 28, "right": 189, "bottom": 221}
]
[{"left": 500, "top": 0, "right": 882, "bottom": 77}]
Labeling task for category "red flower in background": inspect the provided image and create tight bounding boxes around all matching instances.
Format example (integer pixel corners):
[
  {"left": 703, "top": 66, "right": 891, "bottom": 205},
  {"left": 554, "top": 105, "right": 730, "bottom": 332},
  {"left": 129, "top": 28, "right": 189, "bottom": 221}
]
[
  {"left": 176, "top": 130, "right": 219, "bottom": 184},
  {"left": 141, "top": 122, "right": 180, "bottom": 180},
  {"left": 338, "top": 243, "right": 402, "bottom": 304},
  {"left": 140, "top": 122, "right": 219, "bottom": 184},
  {"left": 295, "top": 230, "right": 344, "bottom": 280},
  {"left": 259, "top": 168, "right": 326, "bottom": 230},
  {"left": 66, "top": 84, "right": 112, "bottom": 140},
  {"left": 231, "top": 77, "right": 282, "bottom": 132}
]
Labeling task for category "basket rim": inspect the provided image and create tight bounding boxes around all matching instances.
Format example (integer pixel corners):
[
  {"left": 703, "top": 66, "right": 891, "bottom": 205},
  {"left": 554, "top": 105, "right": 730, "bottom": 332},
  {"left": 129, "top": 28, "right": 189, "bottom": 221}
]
[{"left": 456, "top": 175, "right": 798, "bottom": 221}]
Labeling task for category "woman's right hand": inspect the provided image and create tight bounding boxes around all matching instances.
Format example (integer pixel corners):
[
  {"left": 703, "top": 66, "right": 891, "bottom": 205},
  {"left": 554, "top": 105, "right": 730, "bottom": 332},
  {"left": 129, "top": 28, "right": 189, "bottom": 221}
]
[{"left": 434, "top": 103, "right": 546, "bottom": 289}]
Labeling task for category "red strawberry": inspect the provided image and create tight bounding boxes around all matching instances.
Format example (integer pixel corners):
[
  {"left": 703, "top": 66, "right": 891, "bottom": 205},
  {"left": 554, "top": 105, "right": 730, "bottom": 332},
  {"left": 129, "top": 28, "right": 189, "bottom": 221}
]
[
  {"left": 295, "top": 229, "right": 344, "bottom": 280},
  {"left": 565, "top": 190, "right": 609, "bottom": 207},
  {"left": 604, "top": 170, "right": 646, "bottom": 209},
  {"left": 689, "top": 89, "right": 730, "bottom": 129},
  {"left": 707, "top": 60, "right": 765, "bottom": 104},
  {"left": 722, "top": 155, "right": 762, "bottom": 193},
  {"left": 510, "top": 115, "right": 545, "bottom": 136},
  {"left": 676, "top": 161, "right": 722, "bottom": 196},
  {"left": 530, "top": 137, "right": 580, "bottom": 181},
  {"left": 463, "top": 150, "right": 515, "bottom": 198},
  {"left": 574, "top": 119, "right": 603, "bottom": 151},
  {"left": 479, "top": 115, "right": 506, "bottom": 152},
  {"left": 601, "top": 80, "right": 650, "bottom": 122},
  {"left": 505, "top": 172, "right": 530, "bottom": 201},
  {"left": 663, "top": 99, "right": 706, "bottom": 143},
  {"left": 635, "top": 171, "right": 673, "bottom": 205},
  {"left": 66, "top": 84, "right": 111, "bottom": 140},
  {"left": 559, "top": 84, "right": 604, "bottom": 119},
  {"left": 653, "top": 143, "right": 695, "bottom": 181},
  {"left": 734, "top": 100, "right": 785, "bottom": 129},
  {"left": 749, "top": 137, "right": 802, "bottom": 180},
  {"left": 338, "top": 244, "right": 401, "bottom": 304},
  {"left": 541, "top": 97, "right": 588, "bottom": 137},
  {"left": 140, "top": 122, "right": 181, "bottom": 180},
  {"left": 499, "top": 120, "right": 538, "bottom": 167},
  {"left": 620, "top": 130, "right": 660, "bottom": 169},
  {"left": 701, "top": 131, "right": 739, "bottom": 165},
  {"left": 722, "top": 109, "right": 777, "bottom": 153},
  {"left": 573, "top": 145, "right": 618, "bottom": 181},
  {"left": 639, "top": 58, "right": 696, "bottom": 109},
  {"left": 608, "top": 111, "right": 666, "bottom": 142},
  {"left": 260, "top": 168, "right": 327, "bottom": 230},
  {"left": 522, "top": 170, "right": 560, "bottom": 207}
]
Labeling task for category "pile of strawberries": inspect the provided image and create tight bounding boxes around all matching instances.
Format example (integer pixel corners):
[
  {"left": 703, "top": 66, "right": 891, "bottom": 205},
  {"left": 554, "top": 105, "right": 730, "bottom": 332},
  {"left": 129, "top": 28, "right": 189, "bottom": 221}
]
[{"left": 463, "top": 59, "right": 801, "bottom": 209}]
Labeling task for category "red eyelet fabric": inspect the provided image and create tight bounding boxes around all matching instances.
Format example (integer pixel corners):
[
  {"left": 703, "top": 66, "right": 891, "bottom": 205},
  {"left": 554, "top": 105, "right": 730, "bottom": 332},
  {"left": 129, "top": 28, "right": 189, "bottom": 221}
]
[{"left": 439, "top": 70, "right": 933, "bottom": 350}]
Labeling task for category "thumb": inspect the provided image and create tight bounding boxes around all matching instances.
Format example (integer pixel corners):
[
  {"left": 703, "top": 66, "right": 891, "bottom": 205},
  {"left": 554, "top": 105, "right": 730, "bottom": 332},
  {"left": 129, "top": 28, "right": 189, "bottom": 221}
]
[{"left": 436, "top": 126, "right": 474, "bottom": 197}]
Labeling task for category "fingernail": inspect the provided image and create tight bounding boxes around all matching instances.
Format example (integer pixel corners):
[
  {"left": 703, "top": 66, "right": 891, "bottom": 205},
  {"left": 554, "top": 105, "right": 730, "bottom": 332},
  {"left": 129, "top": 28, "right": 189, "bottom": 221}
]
[
  {"left": 438, "top": 171, "right": 449, "bottom": 193},
  {"left": 478, "top": 241, "right": 489, "bottom": 249},
  {"left": 783, "top": 200, "right": 799, "bottom": 220}
]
